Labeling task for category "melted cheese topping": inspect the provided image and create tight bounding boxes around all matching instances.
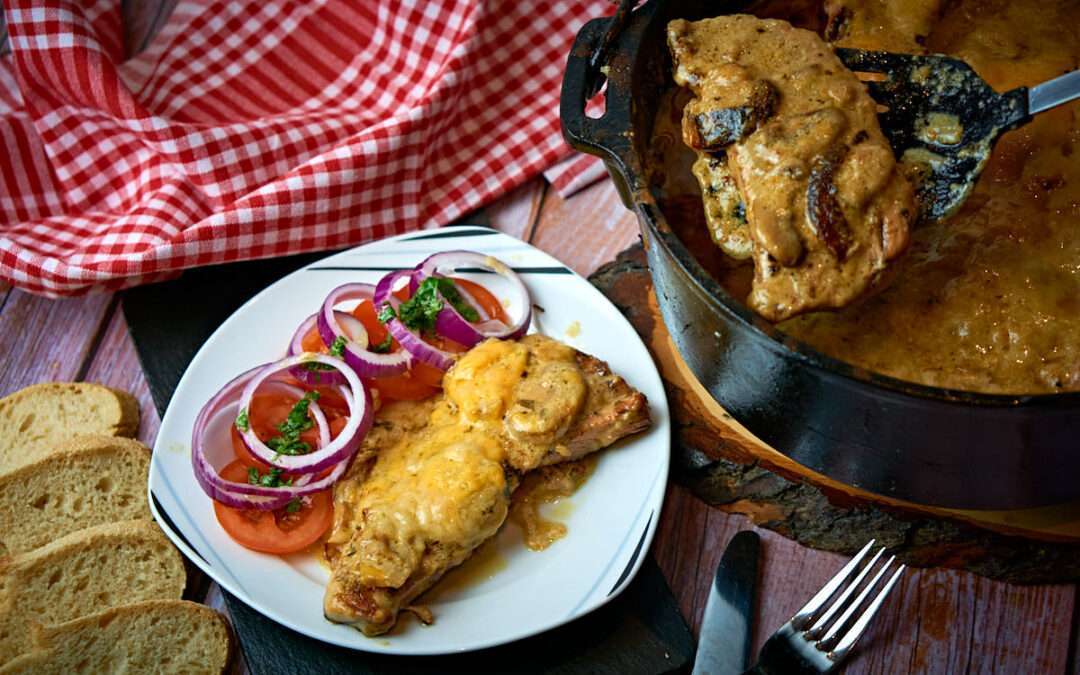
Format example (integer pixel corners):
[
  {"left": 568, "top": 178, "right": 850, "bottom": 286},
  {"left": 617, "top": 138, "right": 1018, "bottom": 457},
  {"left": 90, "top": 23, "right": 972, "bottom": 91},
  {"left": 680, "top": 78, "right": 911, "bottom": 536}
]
[{"left": 331, "top": 338, "right": 592, "bottom": 589}]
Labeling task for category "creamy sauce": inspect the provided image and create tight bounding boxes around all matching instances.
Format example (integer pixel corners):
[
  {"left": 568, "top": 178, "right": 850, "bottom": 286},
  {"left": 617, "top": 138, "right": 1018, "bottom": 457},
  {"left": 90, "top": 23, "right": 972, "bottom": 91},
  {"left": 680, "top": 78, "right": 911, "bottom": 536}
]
[
  {"left": 656, "top": 0, "right": 1080, "bottom": 393},
  {"left": 823, "top": 0, "right": 943, "bottom": 53},
  {"left": 509, "top": 456, "right": 597, "bottom": 551},
  {"left": 668, "top": 15, "right": 915, "bottom": 320},
  {"left": 419, "top": 538, "right": 509, "bottom": 601}
]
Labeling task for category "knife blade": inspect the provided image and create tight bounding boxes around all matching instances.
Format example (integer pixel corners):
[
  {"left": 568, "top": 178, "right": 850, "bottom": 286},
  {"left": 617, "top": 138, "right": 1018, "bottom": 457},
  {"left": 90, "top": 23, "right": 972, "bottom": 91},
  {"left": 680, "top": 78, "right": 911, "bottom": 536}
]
[{"left": 692, "top": 530, "right": 761, "bottom": 675}]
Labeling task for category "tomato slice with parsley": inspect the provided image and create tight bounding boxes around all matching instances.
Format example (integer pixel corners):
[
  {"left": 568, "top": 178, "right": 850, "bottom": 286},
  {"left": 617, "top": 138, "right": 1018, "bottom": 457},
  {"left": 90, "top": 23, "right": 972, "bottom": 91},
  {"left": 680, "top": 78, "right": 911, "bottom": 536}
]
[
  {"left": 296, "top": 277, "right": 507, "bottom": 401},
  {"left": 212, "top": 460, "right": 333, "bottom": 554},
  {"left": 452, "top": 277, "right": 509, "bottom": 324},
  {"left": 230, "top": 391, "right": 348, "bottom": 470}
]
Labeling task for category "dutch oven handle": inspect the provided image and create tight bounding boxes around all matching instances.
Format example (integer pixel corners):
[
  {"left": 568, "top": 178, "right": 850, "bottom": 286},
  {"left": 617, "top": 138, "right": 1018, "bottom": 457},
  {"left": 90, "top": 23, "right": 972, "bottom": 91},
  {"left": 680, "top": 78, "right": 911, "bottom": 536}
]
[{"left": 560, "top": 0, "right": 637, "bottom": 167}]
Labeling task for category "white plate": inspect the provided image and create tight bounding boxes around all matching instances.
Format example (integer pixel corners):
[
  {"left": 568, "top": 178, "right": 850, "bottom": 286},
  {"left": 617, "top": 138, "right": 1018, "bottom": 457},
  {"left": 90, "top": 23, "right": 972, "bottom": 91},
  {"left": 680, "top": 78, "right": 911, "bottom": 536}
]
[{"left": 149, "top": 226, "right": 670, "bottom": 655}]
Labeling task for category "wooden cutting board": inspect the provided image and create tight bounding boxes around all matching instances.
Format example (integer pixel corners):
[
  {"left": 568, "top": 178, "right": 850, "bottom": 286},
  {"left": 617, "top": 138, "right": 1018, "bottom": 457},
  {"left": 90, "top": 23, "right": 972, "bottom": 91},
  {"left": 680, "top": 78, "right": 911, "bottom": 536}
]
[{"left": 590, "top": 243, "right": 1080, "bottom": 585}]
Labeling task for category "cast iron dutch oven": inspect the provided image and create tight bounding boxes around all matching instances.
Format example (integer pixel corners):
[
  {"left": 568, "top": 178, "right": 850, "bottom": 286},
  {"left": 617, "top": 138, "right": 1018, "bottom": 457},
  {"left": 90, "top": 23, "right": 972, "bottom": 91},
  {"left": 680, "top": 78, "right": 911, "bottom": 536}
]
[{"left": 560, "top": 0, "right": 1079, "bottom": 509}]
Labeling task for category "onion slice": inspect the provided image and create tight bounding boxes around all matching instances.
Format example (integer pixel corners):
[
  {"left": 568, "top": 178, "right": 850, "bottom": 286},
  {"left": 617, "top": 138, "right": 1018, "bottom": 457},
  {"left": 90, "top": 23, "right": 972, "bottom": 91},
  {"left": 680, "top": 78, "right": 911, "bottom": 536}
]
[
  {"left": 318, "top": 283, "right": 410, "bottom": 378},
  {"left": 191, "top": 367, "right": 295, "bottom": 510},
  {"left": 287, "top": 311, "right": 366, "bottom": 386},
  {"left": 288, "top": 311, "right": 366, "bottom": 357},
  {"left": 194, "top": 392, "right": 345, "bottom": 505},
  {"left": 192, "top": 364, "right": 363, "bottom": 510},
  {"left": 237, "top": 354, "right": 373, "bottom": 473},
  {"left": 413, "top": 251, "right": 531, "bottom": 347},
  {"left": 375, "top": 270, "right": 458, "bottom": 371}
]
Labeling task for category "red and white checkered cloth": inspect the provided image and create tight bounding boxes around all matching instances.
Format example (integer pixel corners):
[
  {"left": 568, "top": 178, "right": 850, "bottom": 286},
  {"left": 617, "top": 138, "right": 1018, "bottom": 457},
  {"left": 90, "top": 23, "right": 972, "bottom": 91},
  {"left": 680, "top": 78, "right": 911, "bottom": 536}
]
[{"left": 0, "top": 0, "right": 608, "bottom": 295}]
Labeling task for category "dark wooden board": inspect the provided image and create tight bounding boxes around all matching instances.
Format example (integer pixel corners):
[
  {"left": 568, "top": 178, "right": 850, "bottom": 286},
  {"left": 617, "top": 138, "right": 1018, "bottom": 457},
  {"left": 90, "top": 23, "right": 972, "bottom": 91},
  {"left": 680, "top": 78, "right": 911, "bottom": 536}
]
[
  {"left": 590, "top": 243, "right": 1080, "bottom": 585},
  {"left": 122, "top": 233, "right": 695, "bottom": 675}
]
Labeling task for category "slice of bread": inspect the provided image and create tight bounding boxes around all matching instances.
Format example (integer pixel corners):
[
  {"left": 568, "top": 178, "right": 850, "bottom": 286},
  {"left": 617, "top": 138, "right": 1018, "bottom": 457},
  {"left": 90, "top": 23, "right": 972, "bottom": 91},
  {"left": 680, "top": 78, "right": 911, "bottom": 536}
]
[
  {"left": 0, "top": 600, "right": 231, "bottom": 674},
  {"left": 0, "top": 383, "right": 140, "bottom": 472},
  {"left": 0, "top": 520, "right": 185, "bottom": 662},
  {"left": 0, "top": 436, "right": 151, "bottom": 556}
]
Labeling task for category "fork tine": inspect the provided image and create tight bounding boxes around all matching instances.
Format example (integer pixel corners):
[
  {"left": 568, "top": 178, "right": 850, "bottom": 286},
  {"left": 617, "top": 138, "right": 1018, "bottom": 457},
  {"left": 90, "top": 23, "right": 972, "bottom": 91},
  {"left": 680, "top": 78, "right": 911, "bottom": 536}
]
[
  {"left": 827, "top": 564, "right": 906, "bottom": 662},
  {"left": 791, "top": 540, "right": 875, "bottom": 629},
  {"left": 817, "top": 555, "right": 898, "bottom": 650},
  {"left": 804, "top": 546, "right": 885, "bottom": 639}
]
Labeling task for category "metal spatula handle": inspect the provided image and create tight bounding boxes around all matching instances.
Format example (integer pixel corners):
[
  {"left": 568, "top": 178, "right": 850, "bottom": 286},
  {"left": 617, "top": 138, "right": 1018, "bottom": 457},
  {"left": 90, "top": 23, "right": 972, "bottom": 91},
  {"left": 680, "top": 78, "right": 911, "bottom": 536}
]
[{"left": 1029, "top": 69, "right": 1080, "bottom": 115}]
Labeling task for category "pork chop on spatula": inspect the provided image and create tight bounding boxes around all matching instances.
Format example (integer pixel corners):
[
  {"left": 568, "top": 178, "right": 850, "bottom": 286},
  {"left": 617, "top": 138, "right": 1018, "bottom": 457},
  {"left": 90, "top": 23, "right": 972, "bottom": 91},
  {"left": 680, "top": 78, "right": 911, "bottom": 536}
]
[{"left": 836, "top": 48, "right": 1080, "bottom": 221}]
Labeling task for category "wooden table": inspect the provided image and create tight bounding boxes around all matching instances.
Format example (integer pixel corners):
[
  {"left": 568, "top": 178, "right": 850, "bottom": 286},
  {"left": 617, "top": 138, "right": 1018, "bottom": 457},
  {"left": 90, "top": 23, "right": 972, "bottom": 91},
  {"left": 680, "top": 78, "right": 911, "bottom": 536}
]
[{"left": 3, "top": 175, "right": 1076, "bottom": 674}]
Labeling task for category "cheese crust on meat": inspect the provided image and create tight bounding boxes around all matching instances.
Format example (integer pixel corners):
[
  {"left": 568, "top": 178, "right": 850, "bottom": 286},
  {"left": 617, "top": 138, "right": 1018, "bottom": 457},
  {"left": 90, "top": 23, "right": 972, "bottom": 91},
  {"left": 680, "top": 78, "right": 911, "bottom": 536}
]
[{"left": 323, "top": 335, "right": 650, "bottom": 635}]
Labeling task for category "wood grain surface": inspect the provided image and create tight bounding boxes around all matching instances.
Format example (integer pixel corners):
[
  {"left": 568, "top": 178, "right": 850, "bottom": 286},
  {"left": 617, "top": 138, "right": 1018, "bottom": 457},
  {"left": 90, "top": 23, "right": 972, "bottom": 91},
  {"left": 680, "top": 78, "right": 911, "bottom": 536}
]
[{"left": 0, "top": 175, "right": 1076, "bottom": 674}]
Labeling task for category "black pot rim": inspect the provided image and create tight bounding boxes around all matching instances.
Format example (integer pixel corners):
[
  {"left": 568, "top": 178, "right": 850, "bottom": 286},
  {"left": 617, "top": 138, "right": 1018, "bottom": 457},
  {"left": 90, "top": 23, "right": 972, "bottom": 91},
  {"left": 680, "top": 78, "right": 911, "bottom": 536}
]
[{"left": 583, "top": 0, "right": 1080, "bottom": 410}]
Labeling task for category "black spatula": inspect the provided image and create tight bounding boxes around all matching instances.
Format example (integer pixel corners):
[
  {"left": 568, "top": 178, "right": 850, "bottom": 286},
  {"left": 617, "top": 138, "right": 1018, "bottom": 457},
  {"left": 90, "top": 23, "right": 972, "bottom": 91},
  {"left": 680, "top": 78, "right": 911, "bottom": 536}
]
[{"left": 836, "top": 48, "right": 1080, "bottom": 222}]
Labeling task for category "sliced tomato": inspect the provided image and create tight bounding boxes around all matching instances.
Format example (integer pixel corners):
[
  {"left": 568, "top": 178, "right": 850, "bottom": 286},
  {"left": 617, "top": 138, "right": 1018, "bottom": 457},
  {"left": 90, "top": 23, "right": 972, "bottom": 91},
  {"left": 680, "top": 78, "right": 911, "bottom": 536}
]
[
  {"left": 368, "top": 372, "right": 440, "bottom": 401},
  {"left": 300, "top": 326, "right": 327, "bottom": 353},
  {"left": 452, "top": 277, "right": 509, "bottom": 324},
  {"left": 248, "top": 393, "right": 323, "bottom": 450},
  {"left": 213, "top": 460, "right": 333, "bottom": 554},
  {"left": 348, "top": 300, "right": 431, "bottom": 399},
  {"left": 231, "top": 426, "right": 271, "bottom": 470},
  {"left": 410, "top": 361, "right": 446, "bottom": 388},
  {"left": 351, "top": 299, "right": 391, "bottom": 346},
  {"left": 305, "top": 385, "right": 351, "bottom": 417},
  {"left": 233, "top": 391, "right": 348, "bottom": 467},
  {"left": 346, "top": 282, "right": 498, "bottom": 400}
]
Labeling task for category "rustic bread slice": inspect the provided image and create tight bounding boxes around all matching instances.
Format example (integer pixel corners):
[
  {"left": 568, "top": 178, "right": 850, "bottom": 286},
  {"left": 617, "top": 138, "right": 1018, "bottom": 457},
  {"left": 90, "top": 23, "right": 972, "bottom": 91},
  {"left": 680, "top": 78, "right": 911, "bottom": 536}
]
[
  {"left": 0, "top": 383, "right": 139, "bottom": 472},
  {"left": 0, "top": 436, "right": 151, "bottom": 556},
  {"left": 0, "top": 520, "right": 185, "bottom": 663},
  {"left": 0, "top": 600, "right": 230, "bottom": 674}
]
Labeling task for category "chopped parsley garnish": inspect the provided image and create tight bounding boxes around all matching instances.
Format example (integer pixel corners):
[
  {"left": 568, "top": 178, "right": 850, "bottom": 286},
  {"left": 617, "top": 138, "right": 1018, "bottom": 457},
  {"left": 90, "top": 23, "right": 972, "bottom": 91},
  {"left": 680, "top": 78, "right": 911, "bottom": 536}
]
[
  {"left": 377, "top": 303, "right": 396, "bottom": 324},
  {"left": 235, "top": 409, "right": 250, "bottom": 432},
  {"left": 265, "top": 391, "right": 320, "bottom": 456},
  {"left": 397, "top": 277, "right": 479, "bottom": 333},
  {"left": 303, "top": 334, "right": 348, "bottom": 373},
  {"left": 369, "top": 333, "right": 394, "bottom": 353},
  {"left": 285, "top": 498, "right": 303, "bottom": 514},
  {"left": 247, "top": 466, "right": 292, "bottom": 488},
  {"left": 302, "top": 362, "right": 334, "bottom": 374},
  {"left": 329, "top": 335, "right": 347, "bottom": 358}
]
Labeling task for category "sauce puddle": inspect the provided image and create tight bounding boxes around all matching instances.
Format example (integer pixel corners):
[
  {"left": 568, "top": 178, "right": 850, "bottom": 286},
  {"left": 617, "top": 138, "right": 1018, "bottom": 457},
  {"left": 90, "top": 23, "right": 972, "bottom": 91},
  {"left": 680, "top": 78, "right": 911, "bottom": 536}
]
[{"left": 509, "top": 456, "right": 597, "bottom": 551}]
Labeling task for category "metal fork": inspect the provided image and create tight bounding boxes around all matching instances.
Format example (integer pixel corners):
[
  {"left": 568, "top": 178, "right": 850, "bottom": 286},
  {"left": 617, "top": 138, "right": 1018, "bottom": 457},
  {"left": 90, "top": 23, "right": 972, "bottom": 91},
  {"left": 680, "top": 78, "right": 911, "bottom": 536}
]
[{"left": 746, "top": 540, "right": 905, "bottom": 674}]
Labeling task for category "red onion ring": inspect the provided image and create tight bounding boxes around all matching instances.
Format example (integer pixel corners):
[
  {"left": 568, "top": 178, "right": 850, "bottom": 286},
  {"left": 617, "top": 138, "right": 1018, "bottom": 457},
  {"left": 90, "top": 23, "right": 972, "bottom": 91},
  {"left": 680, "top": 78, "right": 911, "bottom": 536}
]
[
  {"left": 194, "top": 386, "right": 343, "bottom": 503},
  {"left": 287, "top": 311, "right": 366, "bottom": 357},
  {"left": 237, "top": 354, "right": 372, "bottom": 473},
  {"left": 287, "top": 311, "right": 366, "bottom": 386},
  {"left": 318, "top": 282, "right": 410, "bottom": 378},
  {"left": 414, "top": 251, "right": 532, "bottom": 347},
  {"left": 375, "top": 270, "right": 458, "bottom": 371},
  {"left": 191, "top": 368, "right": 308, "bottom": 509}
]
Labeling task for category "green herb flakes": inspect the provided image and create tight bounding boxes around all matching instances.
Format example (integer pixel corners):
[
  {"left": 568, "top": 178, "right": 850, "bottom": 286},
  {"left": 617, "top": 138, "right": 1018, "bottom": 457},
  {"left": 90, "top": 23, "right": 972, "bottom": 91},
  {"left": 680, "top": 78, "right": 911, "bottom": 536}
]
[
  {"left": 246, "top": 467, "right": 292, "bottom": 488},
  {"left": 329, "top": 335, "right": 347, "bottom": 358},
  {"left": 264, "top": 391, "right": 320, "bottom": 456},
  {"left": 377, "top": 303, "right": 397, "bottom": 324},
  {"left": 370, "top": 333, "right": 394, "bottom": 353},
  {"left": 397, "top": 277, "right": 480, "bottom": 333}
]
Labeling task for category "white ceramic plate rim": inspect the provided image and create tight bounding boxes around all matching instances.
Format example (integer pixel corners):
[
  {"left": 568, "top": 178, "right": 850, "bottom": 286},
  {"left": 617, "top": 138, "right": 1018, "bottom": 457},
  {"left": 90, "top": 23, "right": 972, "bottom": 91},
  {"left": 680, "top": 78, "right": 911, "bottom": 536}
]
[{"left": 148, "top": 226, "right": 670, "bottom": 655}]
